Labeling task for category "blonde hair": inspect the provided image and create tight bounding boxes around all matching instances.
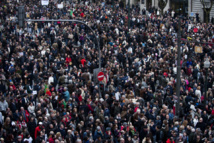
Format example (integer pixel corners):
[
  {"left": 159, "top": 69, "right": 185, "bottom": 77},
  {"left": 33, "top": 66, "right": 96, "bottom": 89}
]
[{"left": 56, "top": 132, "right": 61, "bottom": 139}]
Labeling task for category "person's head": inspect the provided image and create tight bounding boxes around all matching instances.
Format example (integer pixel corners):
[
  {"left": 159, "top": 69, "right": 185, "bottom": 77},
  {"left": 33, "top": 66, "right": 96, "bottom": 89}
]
[
  {"left": 49, "top": 123, "right": 54, "bottom": 129},
  {"left": 5, "top": 117, "right": 11, "bottom": 123},
  {"left": 120, "top": 138, "right": 125, "bottom": 143},
  {"left": 97, "top": 126, "right": 101, "bottom": 131},
  {"left": 17, "top": 135, "right": 22, "bottom": 142},
  {"left": 64, "top": 87, "right": 67, "bottom": 91},
  {"left": 39, "top": 122, "right": 43, "bottom": 127},
  {"left": 29, "top": 102, "right": 33, "bottom": 106},
  {"left": 40, "top": 131, "right": 44, "bottom": 137},
  {"left": 60, "top": 124, "right": 64, "bottom": 129},
  {"left": 67, "top": 130, "right": 72, "bottom": 135},
  {"left": 44, "top": 117, "right": 48, "bottom": 121},
  {"left": 20, "top": 106, "right": 25, "bottom": 111},
  {"left": 196, "top": 135, "right": 200, "bottom": 141},
  {"left": 49, "top": 131, "right": 54, "bottom": 137},
  {"left": 197, "top": 86, "right": 201, "bottom": 90},
  {"left": 76, "top": 139, "right": 82, "bottom": 143},
  {"left": 56, "top": 132, "right": 61, "bottom": 139}
]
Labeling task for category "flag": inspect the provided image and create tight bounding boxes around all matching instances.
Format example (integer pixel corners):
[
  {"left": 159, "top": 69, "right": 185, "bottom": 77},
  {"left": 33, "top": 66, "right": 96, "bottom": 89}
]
[
  {"left": 44, "top": 84, "right": 48, "bottom": 93},
  {"left": 70, "top": 10, "right": 73, "bottom": 16},
  {"left": 46, "top": 89, "right": 51, "bottom": 96},
  {"left": 70, "top": 10, "right": 75, "bottom": 17}
]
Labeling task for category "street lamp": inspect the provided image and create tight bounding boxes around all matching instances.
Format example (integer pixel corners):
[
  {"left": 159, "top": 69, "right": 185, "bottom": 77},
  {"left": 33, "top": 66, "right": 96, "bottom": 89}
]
[
  {"left": 128, "top": 0, "right": 130, "bottom": 29},
  {"left": 175, "top": 8, "right": 182, "bottom": 116},
  {"left": 201, "top": 0, "right": 213, "bottom": 23},
  {"left": 204, "top": 58, "right": 210, "bottom": 106}
]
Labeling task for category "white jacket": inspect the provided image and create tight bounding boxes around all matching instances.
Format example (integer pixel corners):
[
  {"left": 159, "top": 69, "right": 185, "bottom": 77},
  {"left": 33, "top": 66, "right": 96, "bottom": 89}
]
[
  {"left": 48, "top": 76, "right": 54, "bottom": 85},
  {"left": 195, "top": 89, "right": 201, "bottom": 102},
  {"left": 28, "top": 105, "right": 35, "bottom": 115}
]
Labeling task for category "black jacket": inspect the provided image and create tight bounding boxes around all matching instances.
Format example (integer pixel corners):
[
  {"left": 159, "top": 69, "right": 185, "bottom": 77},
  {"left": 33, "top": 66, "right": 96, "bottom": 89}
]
[{"left": 27, "top": 121, "right": 37, "bottom": 136}]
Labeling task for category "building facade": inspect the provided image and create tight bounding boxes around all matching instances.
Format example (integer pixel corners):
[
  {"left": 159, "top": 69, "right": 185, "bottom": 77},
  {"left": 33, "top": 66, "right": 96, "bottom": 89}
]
[{"left": 127, "top": 0, "right": 214, "bottom": 22}]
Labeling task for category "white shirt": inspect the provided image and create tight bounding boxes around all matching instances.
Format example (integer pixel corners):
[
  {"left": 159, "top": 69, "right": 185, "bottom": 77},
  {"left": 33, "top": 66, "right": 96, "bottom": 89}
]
[
  {"left": 173, "top": 67, "right": 177, "bottom": 74},
  {"left": 193, "top": 118, "right": 198, "bottom": 127},
  {"left": 195, "top": 89, "right": 201, "bottom": 102},
  {"left": 48, "top": 76, "right": 54, "bottom": 85},
  {"left": 41, "top": 50, "right": 46, "bottom": 57},
  {"left": 128, "top": 47, "right": 132, "bottom": 53},
  {"left": 28, "top": 105, "right": 35, "bottom": 114},
  {"left": 172, "top": 11, "right": 175, "bottom": 17},
  {"left": 24, "top": 137, "right": 33, "bottom": 143},
  {"left": 0, "top": 100, "right": 8, "bottom": 112}
]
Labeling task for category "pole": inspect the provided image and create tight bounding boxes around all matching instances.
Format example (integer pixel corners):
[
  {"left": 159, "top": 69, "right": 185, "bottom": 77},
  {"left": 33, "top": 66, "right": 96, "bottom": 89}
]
[
  {"left": 183, "top": 0, "right": 185, "bottom": 16},
  {"left": 128, "top": 0, "right": 130, "bottom": 29},
  {"left": 25, "top": 19, "right": 101, "bottom": 96},
  {"left": 175, "top": 15, "right": 181, "bottom": 116},
  {"left": 204, "top": 68, "right": 208, "bottom": 106},
  {"left": 98, "top": 27, "right": 101, "bottom": 98},
  {"left": 112, "top": 0, "right": 114, "bottom": 11}
]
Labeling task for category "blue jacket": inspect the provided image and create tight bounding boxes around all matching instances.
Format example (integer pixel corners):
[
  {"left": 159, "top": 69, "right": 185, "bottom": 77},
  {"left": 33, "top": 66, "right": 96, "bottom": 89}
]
[
  {"left": 94, "top": 130, "right": 103, "bottom": 140},
  {"left": 64, "top": 91, "right": 70, "bottom": 102}
]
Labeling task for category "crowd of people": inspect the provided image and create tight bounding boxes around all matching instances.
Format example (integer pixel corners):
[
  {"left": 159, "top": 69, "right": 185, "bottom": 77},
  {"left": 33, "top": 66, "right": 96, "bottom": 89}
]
[{"left": 0, "top": 0, "right": 214, "bottom": 142}]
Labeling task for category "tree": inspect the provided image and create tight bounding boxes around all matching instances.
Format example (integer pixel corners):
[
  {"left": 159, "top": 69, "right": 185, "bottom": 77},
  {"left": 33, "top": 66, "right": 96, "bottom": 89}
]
[
  {"left": 158, "top": 0, "right": 168, "bottom": 15},
  {"left": 200, "top": 0, "right": 214, "bottom": 23}
]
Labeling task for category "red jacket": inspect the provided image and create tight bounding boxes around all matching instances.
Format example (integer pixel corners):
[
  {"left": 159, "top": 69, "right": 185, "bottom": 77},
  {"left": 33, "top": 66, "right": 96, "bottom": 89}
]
[
  {"left": 35, "top": 126, "right": 43, "bottom": 139},
  {"left": 87, "top": 104, "right": 93, "bottom": 113},
  {"left": 166, "top": 139, "right": 175, "bottom": 143},
  {"left": 134, "top": 107, "right": 139, "bottom": 113},
  {"left": 9, "top": 84, "right": 16, "bottom": 90},
  {"left": 80, "top": 12, "right": 84, "bottom": 17},
  {"left": 48, "top": 137, "right": 54, "bottom": 143},
  {"left": 65, "top": 57, "right": 72, "bottom": 64},
  {"left": 81, "top": 59, "right": 86, "bottom": 67},
  {"left": 78, "top": 95, "right": 82, "bottom": 102},
  {"left": 212, "top": 109, "right": 214, "bottom": 115}
]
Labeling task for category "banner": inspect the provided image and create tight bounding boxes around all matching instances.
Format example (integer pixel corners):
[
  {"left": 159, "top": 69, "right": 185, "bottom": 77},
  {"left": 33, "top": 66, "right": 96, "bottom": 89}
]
[
  {"left": 57, "top": 3, "right": 63, "bottom": 9},
  {"left": 190, "top": 12, "right": 195, "bottom": 17},
  {"left": 41, "top": 17, "right": 46, "bottom": 20},
  {"left": 195, "top": 46, "right": 203, "bottom": 53},
  {"left": 41, "top": 0, "right": 49, "bottom": 5}
]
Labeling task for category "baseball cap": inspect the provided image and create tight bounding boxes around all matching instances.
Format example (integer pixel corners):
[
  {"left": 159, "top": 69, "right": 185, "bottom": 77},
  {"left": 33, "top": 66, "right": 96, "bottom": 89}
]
[{"left": 97, "top": 126, "right": 101, "bottom": 130}]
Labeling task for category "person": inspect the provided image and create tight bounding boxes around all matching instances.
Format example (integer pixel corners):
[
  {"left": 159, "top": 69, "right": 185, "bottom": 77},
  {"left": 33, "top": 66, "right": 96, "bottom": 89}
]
[
  {"left": 35, "top": 131, "right": 45, "bottom": 143},
  {"left": 28, "top": 102, "right": 35, "bottom": 116},
  {"left": 27, "top": 117, "right": 37, "bottom": 140},
  {"left": 23, "top": 133, "right": 33, "bottom": 143},
  {"left": 63, "top": 87, "right": 70, "bottom": 102},
  {"left": 35, "top": 122, "right": 44, "bottom": 139},
  {"left": 0, "top": 97, "right": 8, "bottom": 116},
  {"left": 48, "top": 131, "right": 55, "bottom": 143},
  {"left": 94, "top": 126, "right": 103, "bottom": 141},
  {"left": 17, "top": 135, "right": 23, "bottom": 143},
  {"left": 171, "top": 10, "right": 175, "bottom": 18}
]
